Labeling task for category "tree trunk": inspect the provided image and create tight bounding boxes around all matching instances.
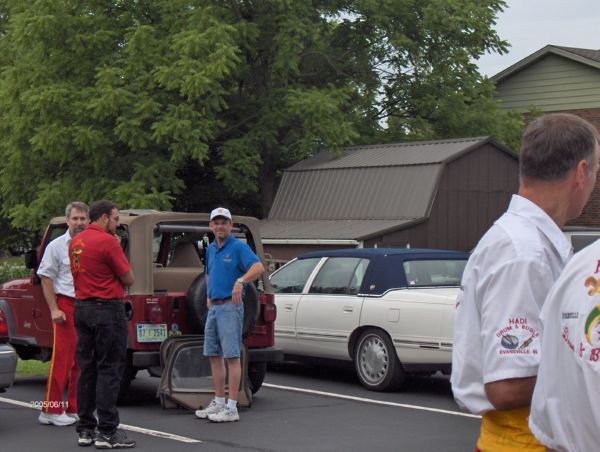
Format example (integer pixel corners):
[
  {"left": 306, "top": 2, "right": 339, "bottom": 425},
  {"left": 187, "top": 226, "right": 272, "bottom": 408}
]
[{"left": 259, "top": 149, "right": 277, "bottom": 218}]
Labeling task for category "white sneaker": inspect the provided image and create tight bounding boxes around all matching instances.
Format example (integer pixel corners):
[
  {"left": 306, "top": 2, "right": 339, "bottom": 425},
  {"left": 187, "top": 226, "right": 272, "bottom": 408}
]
[
  {"left": 195, "top": 400, "right": 225, "bottom": 419},
  {"left": 66, "top": 412, "right": 79, "bottom": 421},
  {"left": 38, "top": 411, "right": 77, "bottom": 426},
  {"left": 208, "top": 407, "right": 240, "bottom": 423}
]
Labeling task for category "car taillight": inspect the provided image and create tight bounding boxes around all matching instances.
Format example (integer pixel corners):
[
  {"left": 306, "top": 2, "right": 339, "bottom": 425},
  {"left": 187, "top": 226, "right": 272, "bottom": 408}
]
[
  {"left": 0, "top": 310, "right": 9, "bottom": 342},
  {"left": 259, "top": 293, "right": 277, "bottom": 322},
  {"left": 145, "top": 302, "right": 164, "bottom": 323}
]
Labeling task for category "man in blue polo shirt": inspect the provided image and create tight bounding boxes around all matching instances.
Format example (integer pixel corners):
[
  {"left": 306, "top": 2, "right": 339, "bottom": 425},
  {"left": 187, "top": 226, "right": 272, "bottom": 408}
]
[{"left": 195, "top": 207, "right": 265, "bottom": 423}]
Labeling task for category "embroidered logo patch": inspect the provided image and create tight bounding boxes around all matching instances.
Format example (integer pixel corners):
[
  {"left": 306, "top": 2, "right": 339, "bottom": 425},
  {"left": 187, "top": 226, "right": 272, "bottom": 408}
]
[{"left": 496, "top": 317, "right": 539, "bottom": 355}]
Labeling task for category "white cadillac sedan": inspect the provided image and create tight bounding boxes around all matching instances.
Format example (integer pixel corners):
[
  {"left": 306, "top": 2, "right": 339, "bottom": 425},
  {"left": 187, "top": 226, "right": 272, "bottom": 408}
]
[{"left": 270, "top": 248, "right": 469, "bottom": 391}]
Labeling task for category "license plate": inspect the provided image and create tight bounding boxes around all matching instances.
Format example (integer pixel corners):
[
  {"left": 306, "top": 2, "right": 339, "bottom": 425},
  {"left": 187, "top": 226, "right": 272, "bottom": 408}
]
[{"left": 136, "top": 323, "right": 168, "bottom": 343}]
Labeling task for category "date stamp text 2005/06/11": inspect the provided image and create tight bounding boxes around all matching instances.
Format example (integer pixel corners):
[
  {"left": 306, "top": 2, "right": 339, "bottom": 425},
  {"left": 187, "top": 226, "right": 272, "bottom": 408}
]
[{"left": 30, "top": 401, "right": 69, "bottom": 409}]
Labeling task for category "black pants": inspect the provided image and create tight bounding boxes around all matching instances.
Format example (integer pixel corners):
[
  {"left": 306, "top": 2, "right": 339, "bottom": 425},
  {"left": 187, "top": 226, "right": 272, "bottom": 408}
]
[{"left": 74, "top": 300, "right": 127, "bottom": 435}]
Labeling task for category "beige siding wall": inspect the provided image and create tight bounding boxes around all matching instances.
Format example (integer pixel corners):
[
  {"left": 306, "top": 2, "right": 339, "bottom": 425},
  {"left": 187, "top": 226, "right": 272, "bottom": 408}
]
[{"left": 496, "top": 54, "right": 600, "bottom": 111}]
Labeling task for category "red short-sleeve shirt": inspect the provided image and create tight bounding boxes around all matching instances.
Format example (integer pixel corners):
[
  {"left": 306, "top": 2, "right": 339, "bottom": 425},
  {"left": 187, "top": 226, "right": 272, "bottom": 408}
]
[{"left": 69, "top": 224, "right": 131, "bottom": 300}]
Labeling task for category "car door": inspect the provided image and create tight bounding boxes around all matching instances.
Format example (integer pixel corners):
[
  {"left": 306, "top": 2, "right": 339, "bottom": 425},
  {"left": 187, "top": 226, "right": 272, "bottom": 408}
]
[
  {"left": 295, "top": 257, "right": 369, "bottom": 360},
  {"left": 363, "top": 258, "right": 465, "bottom": 364},
  {"left": 270, "top": 257, "right": 323, "bottom": 353}
]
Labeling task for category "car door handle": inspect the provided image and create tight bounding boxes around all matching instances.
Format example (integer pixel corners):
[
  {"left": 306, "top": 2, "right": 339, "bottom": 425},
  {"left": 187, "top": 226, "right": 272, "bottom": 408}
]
[
  {"left": 343, "top": 306, "right": 354, "bottom": 313},
  {"left": 284, "top": 304, "right": 294, "bottom": 311}
]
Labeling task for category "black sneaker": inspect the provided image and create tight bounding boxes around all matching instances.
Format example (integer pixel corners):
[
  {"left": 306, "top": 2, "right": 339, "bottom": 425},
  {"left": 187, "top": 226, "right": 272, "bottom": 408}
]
[
  {"left": 78, "top": 430, "right": 95, "bottom": 447},
  {"left": 94, "top": 429, "right": 136, "bottom": 449}
]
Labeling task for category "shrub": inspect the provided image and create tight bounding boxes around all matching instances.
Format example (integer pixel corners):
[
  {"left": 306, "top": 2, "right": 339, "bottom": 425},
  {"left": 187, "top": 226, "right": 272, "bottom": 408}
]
[{"left": 0, "top": 261, "right": 31, "bottom": 284}]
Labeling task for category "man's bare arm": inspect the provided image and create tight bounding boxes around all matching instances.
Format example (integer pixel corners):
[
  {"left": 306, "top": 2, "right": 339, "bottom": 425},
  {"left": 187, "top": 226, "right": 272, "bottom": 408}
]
[
  {"left": 242, "top": 262, "right": 265, "bottom": 283},
  {"left": 485, "top": 376, "right": 537, "bottom": 411},
  {"left": 205, "top": 274, "right": 211, "bottom": 308},
  {"left": 231, "top": 262, "right": 265, "bottom": 303},
  {"left": 40, "top": 276, "right": 66, "bottom": 323}
]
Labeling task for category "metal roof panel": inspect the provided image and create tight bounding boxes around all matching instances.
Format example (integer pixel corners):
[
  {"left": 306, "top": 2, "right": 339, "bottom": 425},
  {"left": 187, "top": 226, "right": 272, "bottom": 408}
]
[
  {"left": 260, "top": 219, "right": 417, "bottom": 240},
  {"left": 268, "top": 165, "right": 442, "bottom": 220},
  {"left": 287, "top": 137, "right": 492, "bottom": 171}
]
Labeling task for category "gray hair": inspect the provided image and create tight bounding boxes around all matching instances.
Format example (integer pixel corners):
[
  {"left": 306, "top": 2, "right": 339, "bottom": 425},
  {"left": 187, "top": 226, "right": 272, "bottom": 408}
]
[
  {"left": 520, "top": 113, "right": 599, "bottom": 181},
  {"left": 65, "top": 201, "right": 89, "bottom": 218}
]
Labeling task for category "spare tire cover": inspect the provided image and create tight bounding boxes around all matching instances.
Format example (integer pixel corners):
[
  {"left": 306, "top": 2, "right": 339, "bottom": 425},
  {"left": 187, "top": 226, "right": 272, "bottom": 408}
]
[{"left": 186, "top": 274, "right": 259, "bottom": 338}]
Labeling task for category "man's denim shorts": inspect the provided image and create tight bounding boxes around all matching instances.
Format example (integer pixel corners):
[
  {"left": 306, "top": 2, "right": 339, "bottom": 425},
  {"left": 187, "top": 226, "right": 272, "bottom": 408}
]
[{"left": 203, "top": 302, "right": 244, "bottom": 358}]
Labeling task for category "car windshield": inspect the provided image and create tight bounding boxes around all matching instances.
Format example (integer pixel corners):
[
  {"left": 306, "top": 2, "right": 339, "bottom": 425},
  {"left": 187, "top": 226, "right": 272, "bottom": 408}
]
[{"left": 403, "top": 259, "right": 467, "bottom": 287}]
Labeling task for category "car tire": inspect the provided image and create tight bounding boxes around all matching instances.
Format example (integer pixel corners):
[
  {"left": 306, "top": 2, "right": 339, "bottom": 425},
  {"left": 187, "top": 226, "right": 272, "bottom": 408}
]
[
  {"left": 247, "top": 362, "right": 267, "bottom": 394},
  {"left": 186, "top": 274, "right": 259, "bottom": 338},
  {"left": 354, "top": 329, "right": 405, "bottom": 391}
]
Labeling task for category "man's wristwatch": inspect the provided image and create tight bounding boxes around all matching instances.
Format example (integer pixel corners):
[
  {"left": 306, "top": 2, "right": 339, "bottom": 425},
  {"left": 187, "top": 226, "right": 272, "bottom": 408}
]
[{"left": 236, "top": 277, "right": 245, "bottom": 285}]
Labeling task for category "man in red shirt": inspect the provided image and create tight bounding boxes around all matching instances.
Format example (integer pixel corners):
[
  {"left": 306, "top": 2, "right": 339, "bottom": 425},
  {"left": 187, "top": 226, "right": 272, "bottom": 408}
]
[{"left": 69, "top": 200, "right": 136, "bottom": 449}]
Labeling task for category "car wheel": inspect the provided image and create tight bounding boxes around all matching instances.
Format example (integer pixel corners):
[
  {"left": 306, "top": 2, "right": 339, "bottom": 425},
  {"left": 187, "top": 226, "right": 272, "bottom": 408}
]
[
  {"left": 247, "top": 362, "right": 267, "bottom": 394},
  {"left": 186, "top": 274, "right": 260, "bottom": 338},
  {"left": 354, "top": 329, "right": 405, "bottom": 391}
]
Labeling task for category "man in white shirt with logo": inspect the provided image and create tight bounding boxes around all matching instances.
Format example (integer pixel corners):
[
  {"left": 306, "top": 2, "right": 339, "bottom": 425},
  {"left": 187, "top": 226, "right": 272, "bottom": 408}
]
[
  {"left": 528, "top": 239, "right": 600, "bottom": 451},
  {"left": 451, "top": 113, "right": 600, "bottom": 451},
  {"left": 37, "top": 202, "right": 89, "bottom": 426}
]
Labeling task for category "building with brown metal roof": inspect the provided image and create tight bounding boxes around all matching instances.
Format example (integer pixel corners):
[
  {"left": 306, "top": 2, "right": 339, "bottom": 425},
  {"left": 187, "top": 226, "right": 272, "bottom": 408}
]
[{"left": 261, "top": 137, "right": 518, "bottom": 261}]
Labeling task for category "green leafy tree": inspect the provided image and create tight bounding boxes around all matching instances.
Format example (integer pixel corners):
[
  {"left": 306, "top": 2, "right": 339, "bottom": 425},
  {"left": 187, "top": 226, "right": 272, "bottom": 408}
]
[
  {"left": 0, "top": 1, "right": 240, "bottom": 228},
  {"left": 353, "top": 0, "right": 523, "bottom": 148},
  {"left": 0, "top": 0, "right": 519, "bottom": 229}
]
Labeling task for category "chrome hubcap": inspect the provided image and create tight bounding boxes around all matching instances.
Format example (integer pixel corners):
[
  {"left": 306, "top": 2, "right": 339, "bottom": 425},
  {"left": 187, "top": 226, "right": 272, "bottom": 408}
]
[{"left": 358, "top": 335, "right": 388, "bottom": 385}]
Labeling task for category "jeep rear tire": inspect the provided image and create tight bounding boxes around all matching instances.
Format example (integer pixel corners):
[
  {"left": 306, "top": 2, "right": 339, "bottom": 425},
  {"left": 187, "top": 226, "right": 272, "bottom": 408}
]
[
  {"left": 248, "top": 362, "right": 267, "bottom": 394},
  {"left": 186, "top": 274, "right": 259, "bottom": 338}
]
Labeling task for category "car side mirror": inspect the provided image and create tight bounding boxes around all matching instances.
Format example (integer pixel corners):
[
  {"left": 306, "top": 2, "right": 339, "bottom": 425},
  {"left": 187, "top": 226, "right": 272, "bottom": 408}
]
[{"left": 25, "top": 249, "right": 38, "bottom": 269}]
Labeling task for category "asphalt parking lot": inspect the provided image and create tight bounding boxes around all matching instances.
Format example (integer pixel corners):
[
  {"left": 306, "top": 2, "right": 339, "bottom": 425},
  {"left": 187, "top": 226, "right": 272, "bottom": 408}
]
[{"left": 0, "top": 362, "right": 480, "bottom": 451}]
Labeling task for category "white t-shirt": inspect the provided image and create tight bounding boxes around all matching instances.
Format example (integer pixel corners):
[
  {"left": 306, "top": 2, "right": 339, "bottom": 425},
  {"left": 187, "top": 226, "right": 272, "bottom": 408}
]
[
  {"left": 451, "top": 195, "right": 572, "bottom": 414},
  {"left": 529, "top": 240, "right": 600, "bottom": 452},
  {"left": 37, "top": 232, "right": 75, "bottom": 298}
]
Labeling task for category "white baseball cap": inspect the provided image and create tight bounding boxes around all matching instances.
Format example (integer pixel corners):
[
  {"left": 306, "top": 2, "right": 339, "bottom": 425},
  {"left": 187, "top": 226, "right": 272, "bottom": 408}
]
[{"left": 210, "top": 207, "right": 232, "bottom": 221}]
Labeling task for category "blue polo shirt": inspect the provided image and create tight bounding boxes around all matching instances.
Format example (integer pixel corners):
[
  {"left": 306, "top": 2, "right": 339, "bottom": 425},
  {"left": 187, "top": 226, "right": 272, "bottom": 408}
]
[{"left": 206, "top": 235, "right": 260, "bottom": 300}]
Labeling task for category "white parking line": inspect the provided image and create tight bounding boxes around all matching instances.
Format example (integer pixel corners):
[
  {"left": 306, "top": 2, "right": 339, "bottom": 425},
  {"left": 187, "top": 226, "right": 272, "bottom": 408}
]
[
  {"left": 263, "top": 383, "right": 481, "bottom": 419},
  {"left": 0, "top": 396, "right": 202, "bottom": 443},
  {"left": 119, "top": 423, "right": 201, "bottom": 443}
]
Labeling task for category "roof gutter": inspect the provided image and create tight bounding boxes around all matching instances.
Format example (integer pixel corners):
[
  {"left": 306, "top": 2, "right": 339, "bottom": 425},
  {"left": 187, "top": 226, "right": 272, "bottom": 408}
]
[
  {"left": 356, "top": 217, "right": 427, "bottom": 241},
  {"left": 262, "top": 239, "right": 361, "bottom": 246}
]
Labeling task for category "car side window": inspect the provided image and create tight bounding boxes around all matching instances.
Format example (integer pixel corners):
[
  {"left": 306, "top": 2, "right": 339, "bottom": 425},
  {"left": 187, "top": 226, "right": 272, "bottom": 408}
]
[
  {"left": 348, "top": 259, "right": 369, "bottom": 295},
  {"left": 403, "top": 259, "right": 467, "bottom": 287},
  {"left": 309, "top": 257, "right": 367, "bottom": 295},
  {"left": 271, "top": 258, "right": 321, "bottom": 293}
]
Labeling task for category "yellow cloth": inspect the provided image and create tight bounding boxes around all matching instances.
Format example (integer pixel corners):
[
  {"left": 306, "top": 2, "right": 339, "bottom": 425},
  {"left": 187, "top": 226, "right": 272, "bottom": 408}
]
[{"left": 477, "top": 408, "right": 545, "bottom": 451}]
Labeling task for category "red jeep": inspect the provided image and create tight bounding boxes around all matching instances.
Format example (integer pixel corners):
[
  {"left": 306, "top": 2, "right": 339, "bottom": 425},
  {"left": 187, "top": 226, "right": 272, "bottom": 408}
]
[{"left": 0, "top": 211, "right": 281, "bottom": 396}]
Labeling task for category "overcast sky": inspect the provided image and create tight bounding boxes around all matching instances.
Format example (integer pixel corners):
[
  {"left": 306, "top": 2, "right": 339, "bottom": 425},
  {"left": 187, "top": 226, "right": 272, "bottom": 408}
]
[{"left": 476, "top": 0, "right": 600, "bottom": 77}]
